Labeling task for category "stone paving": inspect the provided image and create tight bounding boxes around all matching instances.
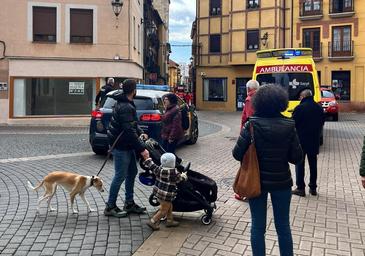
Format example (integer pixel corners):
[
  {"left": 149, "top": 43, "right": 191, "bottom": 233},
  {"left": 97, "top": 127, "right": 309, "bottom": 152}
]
[{"left": 1, "top": 112, "right": 365, "bottom": 255}]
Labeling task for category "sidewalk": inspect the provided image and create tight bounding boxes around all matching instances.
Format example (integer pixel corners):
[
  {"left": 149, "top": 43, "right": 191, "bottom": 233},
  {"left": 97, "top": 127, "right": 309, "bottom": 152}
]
[{"left": 133, "top": 111, "right": 365, "bottom": 256}]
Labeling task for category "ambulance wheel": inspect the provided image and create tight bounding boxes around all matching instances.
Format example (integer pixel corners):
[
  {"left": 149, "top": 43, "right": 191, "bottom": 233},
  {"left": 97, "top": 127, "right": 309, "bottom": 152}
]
[
  {"left": 149, "top": 194, "right": 160, "bottom": 207},
  {"left": 201, "top": 214, "right": 212, "bottom": 225}
]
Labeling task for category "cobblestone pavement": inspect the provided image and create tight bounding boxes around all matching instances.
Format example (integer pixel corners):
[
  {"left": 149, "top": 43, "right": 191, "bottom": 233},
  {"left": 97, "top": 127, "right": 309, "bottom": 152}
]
[
  {"left": 0, "top": 116, "right": 220, "bottom": 256},
  {"left": 1, "top": 112, "right": 365, "bottom": 256},
  {"left": 168, "top": 112, "right": 365, "bottom": 256}
]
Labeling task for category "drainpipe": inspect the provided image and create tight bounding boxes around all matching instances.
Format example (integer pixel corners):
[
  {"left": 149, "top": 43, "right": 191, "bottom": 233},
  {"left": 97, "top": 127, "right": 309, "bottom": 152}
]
[
  {"left": 291, "top": 0, "right": 294, "bottom": 47},
  {"left": 283, "top": 0, "right": 286, "bottom": 47}
]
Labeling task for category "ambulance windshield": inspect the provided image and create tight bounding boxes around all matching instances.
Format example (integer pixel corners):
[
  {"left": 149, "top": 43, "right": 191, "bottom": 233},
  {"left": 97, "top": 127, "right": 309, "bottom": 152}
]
[{"left": 256, "top": 73, "right": 314, "bottom": 101}]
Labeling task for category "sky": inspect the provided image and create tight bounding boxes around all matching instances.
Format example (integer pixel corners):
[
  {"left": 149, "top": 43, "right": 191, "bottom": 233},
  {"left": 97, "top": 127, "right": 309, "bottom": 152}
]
[{"left": 169, "top": 0, "right": 196, "bottom": 64}]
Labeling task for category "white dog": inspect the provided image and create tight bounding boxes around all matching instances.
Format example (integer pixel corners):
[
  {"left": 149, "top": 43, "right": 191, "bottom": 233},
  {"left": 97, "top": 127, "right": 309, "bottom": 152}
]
[{"left": 28, "top": 171, "right": 104, "bottom": 214}]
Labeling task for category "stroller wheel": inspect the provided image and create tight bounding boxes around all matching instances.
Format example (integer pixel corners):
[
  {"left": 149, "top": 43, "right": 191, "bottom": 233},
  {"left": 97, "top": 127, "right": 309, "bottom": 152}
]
[
  {"left": 149, "top": 194, "right": 160, "bottom": 207},
  {"left": 201, "top": 214, "right": 212, "bottom": 225}
]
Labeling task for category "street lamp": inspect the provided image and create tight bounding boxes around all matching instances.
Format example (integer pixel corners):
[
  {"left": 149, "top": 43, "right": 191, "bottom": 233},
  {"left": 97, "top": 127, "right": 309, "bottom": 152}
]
[
  {"left": 111, "top": 0, "right": 123, "bottom": 27},
  {"left": 111, "top": 0, "right": 123, "bottom": 17},
  {"left": 260, "top": 32, "right": 269, "bottom": 47}
]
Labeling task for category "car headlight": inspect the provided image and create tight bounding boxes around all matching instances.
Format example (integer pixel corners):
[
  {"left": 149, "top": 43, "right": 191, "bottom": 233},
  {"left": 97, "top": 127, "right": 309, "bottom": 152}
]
[
  {"left": 329, "top": 101, "right": 337, "bottom": 107},
  {"left": 96, "top": 121, "right": 104, "bottom": 132}
]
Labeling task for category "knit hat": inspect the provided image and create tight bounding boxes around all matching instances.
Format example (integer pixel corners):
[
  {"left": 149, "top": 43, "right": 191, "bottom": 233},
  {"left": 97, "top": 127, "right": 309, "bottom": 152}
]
[
  {"left": 160, "top": 153, "right": 176, "bottom": 168},
  {"left": 122, "top": 79, "right": 136, "bottom": 94}
]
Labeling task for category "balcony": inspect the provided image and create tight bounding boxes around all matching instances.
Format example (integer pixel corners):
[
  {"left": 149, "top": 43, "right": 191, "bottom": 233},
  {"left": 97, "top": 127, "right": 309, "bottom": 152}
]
[
  {"left": 299, "top": 1, "right": 323, "bottom": 20},
  {"left": 329, "top": 0, "right": 354, "bottom": 18},
  {"left": 328, "top": 40, "right": 354, "bottom": 61},
  {"left": 299, "top": 42, "right": 323, "bottom": 61}
]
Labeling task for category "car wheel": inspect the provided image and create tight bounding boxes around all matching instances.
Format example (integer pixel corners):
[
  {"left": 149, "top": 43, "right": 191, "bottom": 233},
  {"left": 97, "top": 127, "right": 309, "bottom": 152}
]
[
  {"left": 186, "top": 121, "right": 199, "bottom": 145},
  {"left": 333, "top": 113, "right": 338, "bottom": 122},
  {"left": 92, "top": 146, "right": 108, "bottom": 155}
]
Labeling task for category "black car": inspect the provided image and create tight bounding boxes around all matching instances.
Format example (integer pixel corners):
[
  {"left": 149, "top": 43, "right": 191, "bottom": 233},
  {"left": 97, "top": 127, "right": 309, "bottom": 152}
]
[{"left": 89, "top": 89, "right": 199, "bottom": 155}]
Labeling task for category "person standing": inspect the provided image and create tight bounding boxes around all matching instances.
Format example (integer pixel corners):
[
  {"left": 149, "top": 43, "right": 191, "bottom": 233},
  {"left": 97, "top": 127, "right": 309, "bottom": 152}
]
[
  {"left": 161, "top": 93, "right": 184, "bottom": 154},
  {"left": 235, "top": 79, "right": 259, "bottom": 201},
  {"left": 292, "top": 89, "right": 325, "bottom": 197},
  {"left": 95, "top": 77, "right": 115, "bottom": 107},
  {"left": 359, "top": 136, "right": 365, "bottom": 189},
  {"left": 105, "top": 79, "right": 150, "bottom": 217},
  {"left": 232, "top": 84, "right": 302, "bottom": 256},
  {"left": 240, "top": 80, "right": 259, "bottom": 130}
]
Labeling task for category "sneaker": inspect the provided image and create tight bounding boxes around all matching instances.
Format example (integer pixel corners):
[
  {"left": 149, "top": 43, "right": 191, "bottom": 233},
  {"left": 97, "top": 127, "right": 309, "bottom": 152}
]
[
  {"left": 166, "top": 220, "right": 180, "bottom": 227},
  {"left": 234, "top": 193, "right": 248, "bottom": 202},
  {"left": 309, "top": 189, "right": 318, "bottom": 196},
  {"left": 123, "top": 201, "right": 146, "bottom": 214},
  {"left": 147, "top": 220, "right": 160, "bottom": 231},
  {"left": 104, "top": 206, "right": 128, "bottom": 218},
  {"left": 292, "top": 188, "right": 306, "bottom": 197}
]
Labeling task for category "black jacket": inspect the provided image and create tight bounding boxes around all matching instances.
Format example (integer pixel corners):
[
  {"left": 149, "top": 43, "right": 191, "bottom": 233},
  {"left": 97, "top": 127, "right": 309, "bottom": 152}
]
[
  {"left": 292, "top": 96, "right": 325, "bottom": 155},
  {"left": 232, "top": 116, "right": 303, "bottom": 191},
  {"left": 95, "top": 83, "right": 114, "bottom": 105},
  {"left": 107, "top": 91, "right": 145, "bottom": 153}
]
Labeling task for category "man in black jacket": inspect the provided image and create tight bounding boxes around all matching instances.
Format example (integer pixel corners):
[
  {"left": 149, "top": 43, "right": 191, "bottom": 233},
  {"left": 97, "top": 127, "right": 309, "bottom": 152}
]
[
  {"left": 292, "top": 89, "right": 325, "bottom": 197},
  {"left": 95, "top": 78, "right": 115, "bottom": 107},
  {"left": 104, "top": 79, "right": 150, "bottom": 217}
]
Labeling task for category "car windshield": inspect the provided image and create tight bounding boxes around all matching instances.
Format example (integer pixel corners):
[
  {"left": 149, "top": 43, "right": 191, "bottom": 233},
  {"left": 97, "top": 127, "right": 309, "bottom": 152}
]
[
  {"left": 321, "top": 90, "right": 334, "bottom": 98},
  {"left": 256, "top": 73, "right": 314, "bottom": 101},
  {"left": 102, "top": 97, "right": 154, "bottom": 110}
]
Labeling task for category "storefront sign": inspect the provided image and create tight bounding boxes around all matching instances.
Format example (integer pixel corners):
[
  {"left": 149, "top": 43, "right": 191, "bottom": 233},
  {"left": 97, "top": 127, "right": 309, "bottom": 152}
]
[
  {"left": 0, "top": 82, "right": 7, "bottom": 91},
  {"left": 69, "top": 82, "right": 85, "bottom": 95}
]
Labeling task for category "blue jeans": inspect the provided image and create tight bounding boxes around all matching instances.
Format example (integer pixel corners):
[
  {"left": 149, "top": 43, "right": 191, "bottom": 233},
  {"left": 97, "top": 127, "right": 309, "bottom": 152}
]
[
  {"left": 107, "top": 149, "right": 138, "bottom": 208},
  {"left": 249, "top": 189, "right": 293, "bottom": 256}
]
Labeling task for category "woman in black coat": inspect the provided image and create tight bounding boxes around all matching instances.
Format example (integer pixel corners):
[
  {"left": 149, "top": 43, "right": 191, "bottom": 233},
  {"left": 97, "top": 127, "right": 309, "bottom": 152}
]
[{"left": 232, "top": 84, "right": 302, "bottom": 256}]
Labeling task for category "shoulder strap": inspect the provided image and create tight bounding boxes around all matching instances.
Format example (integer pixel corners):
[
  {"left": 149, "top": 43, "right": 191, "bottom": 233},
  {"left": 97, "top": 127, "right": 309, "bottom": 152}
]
[{"left": 249, "top": 122, "right": 254, "bottom": 144}]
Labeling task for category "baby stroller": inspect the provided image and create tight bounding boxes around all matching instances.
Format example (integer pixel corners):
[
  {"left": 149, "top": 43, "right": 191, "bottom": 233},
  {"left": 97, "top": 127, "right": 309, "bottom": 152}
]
[{"left": 139, "top": 138, "right": 218, "bottom": 225}]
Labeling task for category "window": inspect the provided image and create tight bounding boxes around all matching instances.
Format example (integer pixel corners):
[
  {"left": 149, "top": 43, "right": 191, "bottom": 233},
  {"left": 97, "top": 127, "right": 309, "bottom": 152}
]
[
  {"left": 302, "top": 0, "right": 322, "bottom": 15},
  {"left": 133, "top": 16, "right": 136, "bottom": 49},
  {"left": 70, "top": 9, "right": 93, "bottom": 43},
  {"left": 247, "top": 0, "right": 260, "bottom": 9},
  {"left": 13, "top": 78, "right": 96, "bottom": 116},
  {"left": 303, "top": 28, "right": 320, "bottom": 57},
  {"left": 33, "top": 7, "right": 56, "bottom": 42},
  {"left": 210, "top": 0, "right": 221, "bottom": 16},
  {"left": 247, "top": 30, "right": 259, "bottom": 50},
  {"left": 203, "top": 78, "right": 227, "bottom": 102},
  {"left": 138, "top": 24, "right": 141, "bottom": 53},
  {"left": 332, "top": 26, "right": 351, "bottom": 55},
  {"left": 331, "top": 0, "right": 353, "bottom": 13},
  {"left": 256, "top": 73, "right": 314, "bottom": 101},
  {"left": 209, "top": 35, "right": 221, "bottom": 53}
]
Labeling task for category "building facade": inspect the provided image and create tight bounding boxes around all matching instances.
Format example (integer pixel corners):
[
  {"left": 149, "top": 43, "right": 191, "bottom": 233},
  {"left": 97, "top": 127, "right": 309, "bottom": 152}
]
[
  {"left": 0, "top": 0, "right": 143, "bottom": 124},
  {"left": 193, "top": 0, "right": 364, "bottom": 111},
  {"left": 168, "top": 59, "right": 180, "bottom": 88},
  {"left": 295, "top": 0, "right": 358, "bottom": 102}
]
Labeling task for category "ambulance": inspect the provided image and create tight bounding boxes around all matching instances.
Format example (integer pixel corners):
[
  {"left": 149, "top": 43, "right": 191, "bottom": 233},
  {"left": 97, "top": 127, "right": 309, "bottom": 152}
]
[{"left": 252, "top": 48, "right": 321, "bottom": 117}]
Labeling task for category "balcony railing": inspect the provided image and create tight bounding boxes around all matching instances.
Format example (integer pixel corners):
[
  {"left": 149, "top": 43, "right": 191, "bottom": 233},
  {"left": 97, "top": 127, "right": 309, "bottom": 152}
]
[
  {"left": 328, "top": 40, "right": 354, "bottom": 61},
  {"left": 329, "top": 0, "right": 354, "bottom": 17},
  {"left": 299, "top": 1, "right": 323, "bottom": 20},
  {"left": 299, "top": 42, "right": 323, "bottom": 61}
]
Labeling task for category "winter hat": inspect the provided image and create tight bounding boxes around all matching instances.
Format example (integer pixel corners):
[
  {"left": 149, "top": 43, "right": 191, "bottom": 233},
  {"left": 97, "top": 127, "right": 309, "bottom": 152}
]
[
  {"left": 160, "top": 153, "right": 176, "bottom": 168},
  {"left": 122, "top": 79, "right": 136, "bottom": 94}
]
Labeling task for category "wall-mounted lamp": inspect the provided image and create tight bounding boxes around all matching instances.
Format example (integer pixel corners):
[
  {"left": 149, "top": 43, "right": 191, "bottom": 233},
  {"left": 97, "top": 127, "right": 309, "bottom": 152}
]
[
  {"left": 111, "top": 0, "right": 123, "bottom": 27},
  {"left": 260, "top": 32, "right": 269, "bottom": 47}
]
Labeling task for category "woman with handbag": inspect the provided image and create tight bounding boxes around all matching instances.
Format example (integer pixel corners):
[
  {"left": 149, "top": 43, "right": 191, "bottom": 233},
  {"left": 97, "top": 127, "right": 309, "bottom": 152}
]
[{"left": 232, "top": 84, "right": 303, "bottom": 256}]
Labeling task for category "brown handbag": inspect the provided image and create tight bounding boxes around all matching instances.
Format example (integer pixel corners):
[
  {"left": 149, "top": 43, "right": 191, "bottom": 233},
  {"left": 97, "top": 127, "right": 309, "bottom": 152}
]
[{"left": 233, "top": 122, "right": 261, "bottom": 199}]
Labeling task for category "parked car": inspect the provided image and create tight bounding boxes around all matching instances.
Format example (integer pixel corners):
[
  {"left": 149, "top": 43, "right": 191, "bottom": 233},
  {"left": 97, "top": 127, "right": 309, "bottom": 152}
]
[
  {"left": 89, "top": 88, "right": 199, "bottom": 155},
  {"left": 320, "top": 88, "right": 339, "bottom": 121}
]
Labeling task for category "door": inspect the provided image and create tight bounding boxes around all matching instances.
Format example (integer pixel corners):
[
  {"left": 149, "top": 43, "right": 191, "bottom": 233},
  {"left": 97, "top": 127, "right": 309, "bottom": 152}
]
[
  {"left": 332, "top": 71, "right": 351, "bottom": 100},
  {"left": 332, "top": 26, "right": 351, "bottom": 57},
  {"left": 236, "top": 78, "right": 249, "bottom": 111},
  {"left": 303, "top": 28, "right": 320, "bottom": 57}
]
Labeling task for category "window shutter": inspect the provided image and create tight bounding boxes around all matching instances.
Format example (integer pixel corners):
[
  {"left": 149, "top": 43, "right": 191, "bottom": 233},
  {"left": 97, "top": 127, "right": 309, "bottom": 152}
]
[
  {"left": 70, "top": 9, "right": 93, "bottom": 43},
  {"left": 33, "top": 7, "right": 56, "bottom": 41}
]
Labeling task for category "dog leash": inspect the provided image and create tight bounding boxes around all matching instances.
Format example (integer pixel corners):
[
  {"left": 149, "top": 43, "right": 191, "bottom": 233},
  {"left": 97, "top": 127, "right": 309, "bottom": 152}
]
[{"left": 96, "top": 131, "right": 124, "bottom": 177}]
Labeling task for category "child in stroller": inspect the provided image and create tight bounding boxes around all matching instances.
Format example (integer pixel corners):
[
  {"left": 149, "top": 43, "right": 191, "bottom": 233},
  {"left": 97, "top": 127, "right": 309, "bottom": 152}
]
[
  {"left": 139, "top": 138, "right": 217, "bottom": 225},
  {"left": 142, "top": 153, "right": 187, "bottom": 230}
]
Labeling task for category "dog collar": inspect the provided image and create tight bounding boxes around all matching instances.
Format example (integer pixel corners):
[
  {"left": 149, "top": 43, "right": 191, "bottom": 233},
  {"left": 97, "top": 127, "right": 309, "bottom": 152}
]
[{"left": 90, "top": 176, "right": 95, "bottom": 187}]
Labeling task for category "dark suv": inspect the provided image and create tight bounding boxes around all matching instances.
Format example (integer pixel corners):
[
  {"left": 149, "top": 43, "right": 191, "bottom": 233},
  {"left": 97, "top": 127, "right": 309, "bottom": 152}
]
[{"left": 89, "top": 89, "right": 199, "bottom": 155}]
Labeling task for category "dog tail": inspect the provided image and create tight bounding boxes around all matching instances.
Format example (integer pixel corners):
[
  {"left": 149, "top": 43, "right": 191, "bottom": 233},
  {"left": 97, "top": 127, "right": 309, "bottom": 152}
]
[{"left": 27, "top": 180, "right": 44, "bottom": 191}]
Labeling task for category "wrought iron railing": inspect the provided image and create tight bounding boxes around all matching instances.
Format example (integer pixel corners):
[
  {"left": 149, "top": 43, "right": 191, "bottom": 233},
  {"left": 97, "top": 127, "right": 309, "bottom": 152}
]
[
  {"left": 328, "top": 40, "right": 354, "bottom": 58},
  {"left": 329, "top": 0, "right": 354, "bottom": 14},
  {"left": 299, "top": 0, "right": 323, "bottom": 17}
]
